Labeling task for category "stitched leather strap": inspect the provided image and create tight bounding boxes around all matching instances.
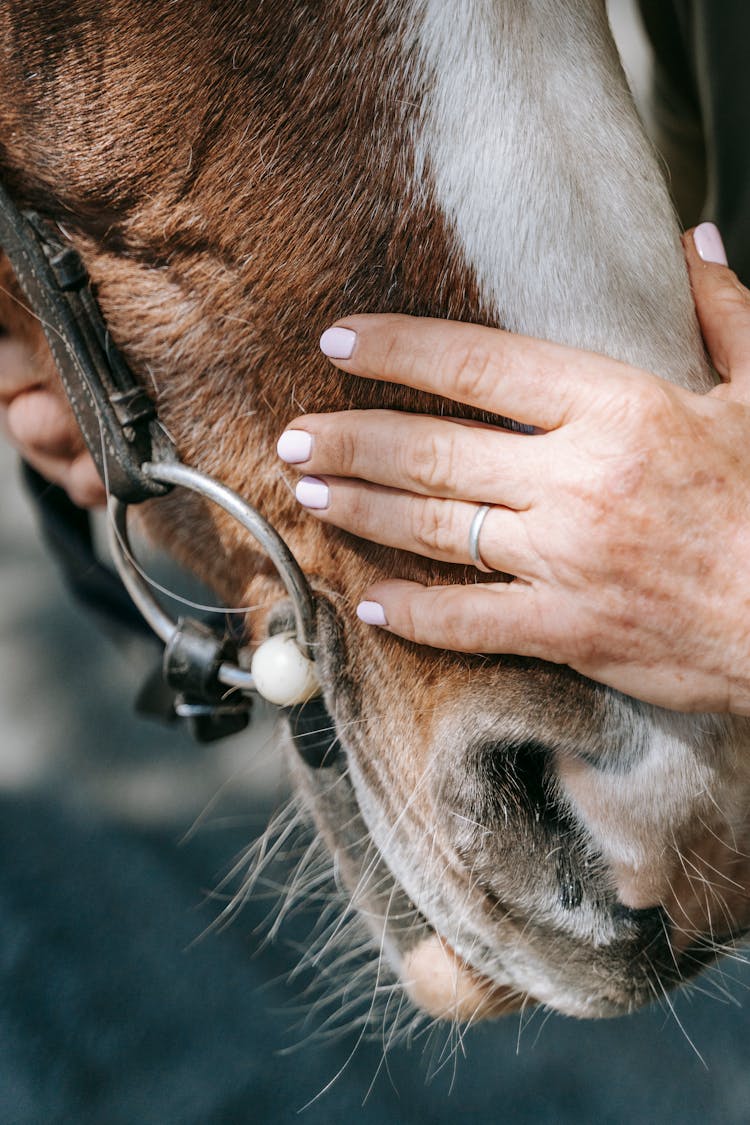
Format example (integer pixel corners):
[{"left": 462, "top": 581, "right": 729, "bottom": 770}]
[{"left": 0, "top": 180, "right": 175, "bottom": 502}]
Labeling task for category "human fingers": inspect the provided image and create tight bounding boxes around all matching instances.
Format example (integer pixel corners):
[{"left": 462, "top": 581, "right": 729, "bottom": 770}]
[
  {"left": 4, "top": 388, "right": 105, "bottom": 506},
  {"left": 318, "top": 315, "right": 634, "bottom": 430},
  {"left": 686, "top": 223, "right": 750, "bottom": 390},
  {"left": 67, "top": 452, "right": 107, "bottom": 507},
  {"left": 5, "top": 388, "right": 81, "bottom": 458},
  {"left": 293, "top": 474, "right": 537, "bottom": 575},
  {"left": 354, "top": 579, "right": 556, "bottom": 657},
  {"left": 12, "top": 444, "right": 106, "bottom": 507},
  {"left": 278, "top": 410, "right": 543, "bottom": 509},
  {"left": 0, "top": 334, "right": 40, "bottom": 401},
  {"left": 356, "top": 577, "right": 726, "bottom": 713}
]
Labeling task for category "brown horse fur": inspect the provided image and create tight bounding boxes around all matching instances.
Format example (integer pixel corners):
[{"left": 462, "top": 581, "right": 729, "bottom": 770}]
[{"left": 2, "top": 0, "right": 749, "bottom": 1021}]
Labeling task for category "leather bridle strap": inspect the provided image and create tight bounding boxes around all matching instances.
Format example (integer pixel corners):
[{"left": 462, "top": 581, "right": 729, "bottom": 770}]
[
  {"left": 0, "top": 180, "right": 175, "bottom": 503},
  {"left": 0, "top": 181, "right": 339, "bottom": 754}
]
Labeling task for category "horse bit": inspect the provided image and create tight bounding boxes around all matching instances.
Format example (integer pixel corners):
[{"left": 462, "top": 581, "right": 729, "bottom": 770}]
[{"left": 0, "top": 180, "right": 339, "bottom": 762}]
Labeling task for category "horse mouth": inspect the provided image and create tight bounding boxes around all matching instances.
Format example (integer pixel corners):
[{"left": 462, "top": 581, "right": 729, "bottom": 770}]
[
  {"left": 399, "top": 931, "right": 737, "bottom": 1022},
  {"left": 287, "top": 704, "right": 625, "bottom": 1022},
  {"left": 289, "top": 710, "right": 748, "bottom": 1022}
]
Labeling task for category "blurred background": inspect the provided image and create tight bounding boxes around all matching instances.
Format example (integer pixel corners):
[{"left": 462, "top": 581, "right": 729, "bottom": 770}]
[{"left": 3, "top": 3, "right": 750, "bottom": 1122}]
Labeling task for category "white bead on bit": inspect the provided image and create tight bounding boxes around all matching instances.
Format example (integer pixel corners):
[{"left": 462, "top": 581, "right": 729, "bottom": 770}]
[{"left": 250, "top": 631, "right": 321, "bottom": 706}]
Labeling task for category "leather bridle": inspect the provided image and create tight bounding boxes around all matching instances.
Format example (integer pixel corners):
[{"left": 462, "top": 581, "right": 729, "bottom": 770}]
[{"left": 0, "top": 181, "right": 338, "bottom": 760}]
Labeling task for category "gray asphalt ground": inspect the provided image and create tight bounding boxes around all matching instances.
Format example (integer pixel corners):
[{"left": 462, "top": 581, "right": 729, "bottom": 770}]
[{"left": 3, "top": 4, "right": 750, "bottom": 1122}]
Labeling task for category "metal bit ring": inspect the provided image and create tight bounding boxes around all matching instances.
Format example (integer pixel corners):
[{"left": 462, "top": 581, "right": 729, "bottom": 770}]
[{"left": 107, "top": 459, "right": 318, "bottom": 693}]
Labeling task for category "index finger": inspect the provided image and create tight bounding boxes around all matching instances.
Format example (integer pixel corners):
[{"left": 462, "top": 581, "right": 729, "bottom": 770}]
[{"left": 319, "top": 314, "right": 632, "bottom": 430}]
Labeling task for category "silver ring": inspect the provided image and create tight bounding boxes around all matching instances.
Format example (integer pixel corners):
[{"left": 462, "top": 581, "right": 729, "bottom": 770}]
[{"left": 468, "top": 504, "right": 493, "bottom": 572}]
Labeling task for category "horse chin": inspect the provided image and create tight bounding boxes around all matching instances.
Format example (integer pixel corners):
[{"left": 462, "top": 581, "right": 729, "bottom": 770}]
[{"left": 400, "top": 936, "right": 525, "bottom": 1021}]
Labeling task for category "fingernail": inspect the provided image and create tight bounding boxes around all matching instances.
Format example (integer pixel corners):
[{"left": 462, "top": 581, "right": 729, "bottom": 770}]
[
  {"left": 277, "top": 429, "right": 313, "bottom": 463},
  {"left": 320, "top": 326, "right": 357, "bottom": 359},
  {"left": 357, "top": 601, "right": 388, "bottom": 627},
  {"left": 693, "top": 222, "right": 728, "bottom": 266},
  {"left": 295, "top": 475, "right": 329, "bottom": 510}
]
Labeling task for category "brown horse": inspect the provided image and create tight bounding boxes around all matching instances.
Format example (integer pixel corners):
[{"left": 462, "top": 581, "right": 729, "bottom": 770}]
[{"left": 1, "top": 0, "right": 748, "bottom": 1023}]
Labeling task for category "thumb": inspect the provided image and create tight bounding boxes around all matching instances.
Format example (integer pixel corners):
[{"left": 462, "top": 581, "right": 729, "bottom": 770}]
[{"left": 684, "top": 223, "right": 750, "bottom": 388}]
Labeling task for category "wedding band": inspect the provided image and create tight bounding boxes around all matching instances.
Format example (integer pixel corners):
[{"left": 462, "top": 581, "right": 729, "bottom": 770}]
[{"left": 468, "top": 504, "right": 493, "bottom": 572}]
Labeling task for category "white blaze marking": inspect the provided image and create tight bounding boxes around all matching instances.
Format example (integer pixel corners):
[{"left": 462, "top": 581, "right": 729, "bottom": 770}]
[{"left": 411, "top": 0, "right": 708, "bottom": 385}]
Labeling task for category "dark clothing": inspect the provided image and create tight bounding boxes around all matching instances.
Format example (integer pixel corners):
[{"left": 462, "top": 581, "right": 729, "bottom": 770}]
[
  {"left": 639, "top": 0, "right": 750, "bottom": 283},
  {"left": 4, "top": 793, "right": 750, "bottom": 1124}
]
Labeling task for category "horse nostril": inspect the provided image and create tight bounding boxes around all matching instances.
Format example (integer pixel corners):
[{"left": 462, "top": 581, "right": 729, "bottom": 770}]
[
  {"left": 610, "top": 902, "right": 666, "bottom": 937},
  {"left": 471, "top": 738, "right": 562, "bottom": 826},
  {"left": 557, "top": 858, "right": 584, "bottom": 910}
]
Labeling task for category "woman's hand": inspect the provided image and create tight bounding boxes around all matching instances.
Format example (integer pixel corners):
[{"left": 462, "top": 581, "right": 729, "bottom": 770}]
[
  {"left": 0, "top": 332, "right": 104, "bottom": 507},
  {"left": 277, "top": 224, "right": 750, "bottom": 714}
]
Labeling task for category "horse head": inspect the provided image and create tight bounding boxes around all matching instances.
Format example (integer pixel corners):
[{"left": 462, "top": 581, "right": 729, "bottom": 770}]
[{"left": 1, "top": 0, "right": 748, "bottom": 1022}]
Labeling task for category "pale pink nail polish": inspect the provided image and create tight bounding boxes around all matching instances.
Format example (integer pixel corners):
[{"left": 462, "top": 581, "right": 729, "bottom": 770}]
[
  {"left": 277, "top": 429, "right": 312, "bottom": 463},
  {"left": 694, "top": 222, "right": 728, "bottom": 266},
  {"left": 295, "top": 475, "right": 329, "bottom": 509},
  {"left": 357, "top": 601, "right": 388, "bottom": 626},
  {"left": 320, "top": 326, "right": 357, "bottom": 359}
]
